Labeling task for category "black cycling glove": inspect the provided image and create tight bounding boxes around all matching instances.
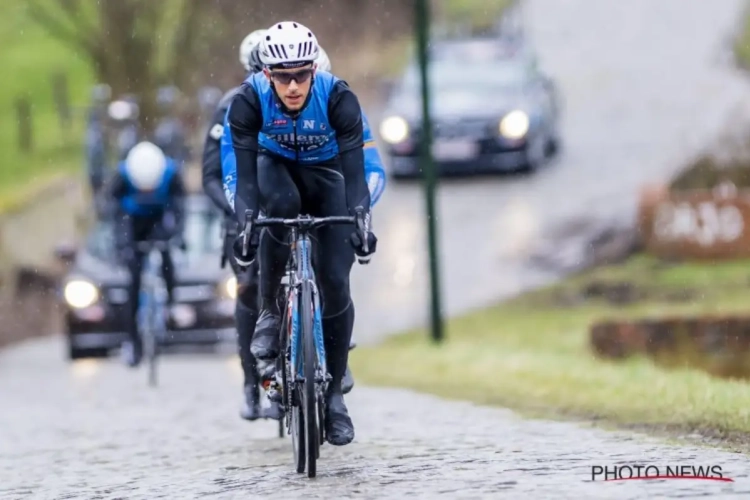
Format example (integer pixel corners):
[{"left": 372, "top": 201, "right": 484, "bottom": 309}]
[{"left": 232, "top": 231, "right": 259, "bottom": 268}]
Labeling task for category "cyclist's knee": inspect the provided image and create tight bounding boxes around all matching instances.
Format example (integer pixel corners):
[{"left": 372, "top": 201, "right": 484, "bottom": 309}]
[
  {"left": 319, "top": 273, "right": 352, "bottom": 317},
  {"left": 235, "top": 263, "right": 259, "bottom": 310},
  {"left": 237, "top": 280, "right": 259, "bottom": 311}
]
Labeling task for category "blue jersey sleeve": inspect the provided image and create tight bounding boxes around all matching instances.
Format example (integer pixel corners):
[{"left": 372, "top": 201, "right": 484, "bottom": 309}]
[
  {"left": 361, "top": 110, "right": 386, "bottom": 208},
  {"left": 220, "top": 105, "right": 237, "bottom": 208}
]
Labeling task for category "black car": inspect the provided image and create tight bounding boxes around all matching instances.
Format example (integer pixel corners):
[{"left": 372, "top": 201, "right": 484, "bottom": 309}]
[
  {"left": 56, "top": 195, "right": 237, "bottom": 360},
  {"left": 379, "top": 39, "right": 561, "bottom": 178}
]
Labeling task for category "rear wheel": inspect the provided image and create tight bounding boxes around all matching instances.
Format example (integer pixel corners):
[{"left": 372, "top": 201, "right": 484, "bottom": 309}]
[
  {"left": 301, "top": 281, "right": 319, "bottom": 478},
  {"left": 278, "top": 288, "right": 291, "bottom": 440}
]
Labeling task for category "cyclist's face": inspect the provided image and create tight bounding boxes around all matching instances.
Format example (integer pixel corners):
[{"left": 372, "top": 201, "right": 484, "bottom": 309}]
[{"left": 265, "top": 64, "right": 315, "bottom": 111}]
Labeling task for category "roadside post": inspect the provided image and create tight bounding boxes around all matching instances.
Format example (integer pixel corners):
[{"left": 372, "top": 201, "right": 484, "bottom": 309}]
[{"left": 415, "top": 0, "right": 445, "bottom": 343}]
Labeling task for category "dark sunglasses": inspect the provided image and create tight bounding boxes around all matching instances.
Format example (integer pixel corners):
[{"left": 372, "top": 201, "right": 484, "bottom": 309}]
[{"left": 270, "top": 68, "right": 314, "bottom": 85}]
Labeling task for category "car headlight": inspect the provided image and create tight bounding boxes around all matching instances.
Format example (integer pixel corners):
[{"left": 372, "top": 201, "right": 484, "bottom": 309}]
[
  {"left": 224, "top": 276, "right": 237, "bottom": 300},
  {"left": 379, "top": 116, "right": 409, "bottom": 144},
  {"left": 63, "top": 280, "right": 99, "bottom": 309},
  {"left": 499, "top": 110, "right": 530, "bottom": 139}
]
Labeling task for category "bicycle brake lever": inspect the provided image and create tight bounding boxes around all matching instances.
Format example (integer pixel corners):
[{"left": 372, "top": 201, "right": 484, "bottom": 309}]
[
  {"left": 242, "top": 209, "right": 254, "bottom": 256},
  {"left": 354, "top": 206, "right": 368, "bottom": 255}
]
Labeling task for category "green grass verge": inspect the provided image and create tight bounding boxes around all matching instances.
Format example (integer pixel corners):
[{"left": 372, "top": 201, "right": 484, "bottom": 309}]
[
  {"left": 441, "top": 0, "right": 514, "bottom": 32},
  {"left": 1, "top": 1, "right": 93, "bottom": 211},
  {"left": 736, "top": 4, "right": 750, "bottom": 69},
  {"left": 350, "top": 255, "right": 750, "bottom": 445}
]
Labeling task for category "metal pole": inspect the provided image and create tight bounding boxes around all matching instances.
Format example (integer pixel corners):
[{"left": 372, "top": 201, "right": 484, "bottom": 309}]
[{"left": 415, "top": 0, "right": 444, "bottom": 343}]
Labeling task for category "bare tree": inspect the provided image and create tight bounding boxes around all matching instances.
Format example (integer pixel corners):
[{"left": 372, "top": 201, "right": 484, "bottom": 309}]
[
  {"left": 28, "top": 0, "right": 209, "bottom": 130},
  {"left": 28, "top": 0, "right": 416, "bottom": 131}
]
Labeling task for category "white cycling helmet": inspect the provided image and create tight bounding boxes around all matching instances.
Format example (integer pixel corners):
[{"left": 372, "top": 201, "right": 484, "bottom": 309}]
[
  {"left": 124, "top": 141, "right": 168, "bottom": 191},
  {"left": 239, "top": 29, "right": 266, "bottom": 71},
  {"left": 316, "top": 47, "right": 331, "bottom": 72},
  {"left": 259, "top": 21, "right": 320, "bottom": 68}
]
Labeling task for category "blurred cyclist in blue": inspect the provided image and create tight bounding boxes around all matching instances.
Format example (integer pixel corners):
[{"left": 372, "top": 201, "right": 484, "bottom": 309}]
[
  {"left": 103, "top": 141, "right": 186, "bottom": 368},
  {"left": 217, "top": 33, "right": 386, "bottom": 411}
]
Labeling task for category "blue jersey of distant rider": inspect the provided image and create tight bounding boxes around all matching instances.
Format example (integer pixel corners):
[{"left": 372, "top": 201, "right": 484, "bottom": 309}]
[
  {"left": 220, "top": 70, "right": 385, "bottom": 210},
  {"left": 118, "top": 159, "right": 178, "bottom": 216}
]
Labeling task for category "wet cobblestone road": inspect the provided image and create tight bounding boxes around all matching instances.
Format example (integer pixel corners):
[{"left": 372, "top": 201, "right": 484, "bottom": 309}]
[{"left": 1, "top": 338, "right": 749, "bottom": 499}]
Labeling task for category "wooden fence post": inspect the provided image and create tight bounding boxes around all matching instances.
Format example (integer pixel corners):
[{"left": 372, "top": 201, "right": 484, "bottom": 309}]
[
  {"left": 15, "top": 97, "right": 32, "bottom": 153},
  {"left": 51, "top": 71, "right": 72, "bottom": 138}
]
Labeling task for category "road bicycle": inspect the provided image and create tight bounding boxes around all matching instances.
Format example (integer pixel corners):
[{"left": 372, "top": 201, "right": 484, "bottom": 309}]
[
  {"left": 134, "top": 239, "right": 171, "bottom": 387},
  {"left": 241, "top": 207, "right": 369, "bottom": 478}
]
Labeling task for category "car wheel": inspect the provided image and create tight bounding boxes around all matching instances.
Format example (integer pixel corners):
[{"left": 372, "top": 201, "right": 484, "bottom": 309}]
[
  {"left": 545, "top": 135, "right": 560, "bottom": 158},
  {"left": 67, "top": 337, "right": 109, "bottom": 361},
  {"left": 517, "top": 137, "right": 545, "bottom": 174}
]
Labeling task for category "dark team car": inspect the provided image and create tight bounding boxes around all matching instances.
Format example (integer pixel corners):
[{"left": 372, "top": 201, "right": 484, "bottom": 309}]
[
  {"left": 56, "top": 195, "right": 237, "bottom": 360},
  {"left": 378, "top": 38, "right": 561, "bottom": 178}
]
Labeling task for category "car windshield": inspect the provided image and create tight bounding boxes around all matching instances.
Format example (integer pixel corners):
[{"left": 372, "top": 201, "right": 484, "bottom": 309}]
[
  {"left": 85, "top": 207, "right": 223, "bottom": 263},
  {"left": 397, "top": 61, "right": 529, "bottom": 97}
]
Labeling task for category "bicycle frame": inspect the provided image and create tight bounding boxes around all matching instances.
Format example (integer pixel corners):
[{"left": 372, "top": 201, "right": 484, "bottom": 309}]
[
  {"left": 138, "top": 246, "right": 168, "bottom": 336},
  {"left": 286, "top": 229, "right": 327, "bottom": 385}
]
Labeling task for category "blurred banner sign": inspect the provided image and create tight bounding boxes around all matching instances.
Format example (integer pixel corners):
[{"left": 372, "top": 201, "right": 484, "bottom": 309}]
[{"left": 638, "top": 185, "right": 750, "bottom": 259}]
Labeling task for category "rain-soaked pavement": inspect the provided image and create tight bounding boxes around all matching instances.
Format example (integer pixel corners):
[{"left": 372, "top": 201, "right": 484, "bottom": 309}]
[
  {"left": 2, "top": 337, "right": 750, "bottom": 499},
  {"left": 5, "top": 0, "right": 750, "bottom": 497}
]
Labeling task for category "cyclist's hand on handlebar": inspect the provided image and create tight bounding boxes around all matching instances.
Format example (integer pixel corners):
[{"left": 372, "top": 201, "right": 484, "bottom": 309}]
[
  {"left": 232, "top": 231, "right": 259, "bottom": 268},
  {"left": 351, "top": 230, "right": 377, "bottom": 263}
]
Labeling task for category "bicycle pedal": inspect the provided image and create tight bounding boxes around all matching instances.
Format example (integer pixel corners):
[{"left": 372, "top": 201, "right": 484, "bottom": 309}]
[{"left": 267, "top": 389, "right": 283, "bottom": 403}]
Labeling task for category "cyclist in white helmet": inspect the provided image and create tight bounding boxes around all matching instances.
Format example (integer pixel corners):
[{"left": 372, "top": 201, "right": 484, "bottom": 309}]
[
  {"left": 105, "top": 141, "right": 186, "bottom": 368},
  {"left": 228, "top": 21, "right": 377, "bottom": 446}
]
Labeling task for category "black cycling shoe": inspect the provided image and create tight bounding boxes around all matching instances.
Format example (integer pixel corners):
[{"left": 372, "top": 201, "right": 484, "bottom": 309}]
[
  {"left": 256, "top": 359, "right": 276, "bottom": 383},
  {"left": 325, "top": 393, "right": 355, "bottom": 446},
  {"left": 261, "top": 400, "right": 283, "bottom": 421},
  {"left": 250, "top": 309, "right": 280, "bottom": 360},
  {"left": 342, "top": 366, "right": 355, "bottom": 395},
  {"left": 122, "top": 338, "right": 143, "bottom": 368},
  {"left": 240, "top": 383, "right": 262, "bottom": 421}
]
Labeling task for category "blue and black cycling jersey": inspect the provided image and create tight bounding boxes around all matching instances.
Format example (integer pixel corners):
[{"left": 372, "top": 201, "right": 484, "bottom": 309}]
[
  {"left": 219, "top": 71, "right": 385, "bottom": 211},
  {"left": 109, "top": 158, "right": 184, "bottom": 217}
]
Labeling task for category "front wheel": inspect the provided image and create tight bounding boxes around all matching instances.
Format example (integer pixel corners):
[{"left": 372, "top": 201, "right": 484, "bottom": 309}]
[
  {"left": 291, "top": 402, "right": 305, "bottom": 473},
  {"left": 144, "top": 304, "right": 161, "bottom": 388},
  {"left": 301, "top": 281, "right": 319, "bottom": 478},
  {"left": 145, "top": 328, "right": 158, "bottom": 387}
]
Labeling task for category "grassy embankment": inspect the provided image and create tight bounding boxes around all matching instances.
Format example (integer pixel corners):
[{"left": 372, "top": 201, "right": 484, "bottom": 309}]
[
  {"left": 734, "top": 2, "right": 750, "bottom": 71},
  {"left": 0, "top": 1, "right": 92, "bottom": 213},
  {"left": 351, "top": 255, "right": 750, "bottom": 447}
]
